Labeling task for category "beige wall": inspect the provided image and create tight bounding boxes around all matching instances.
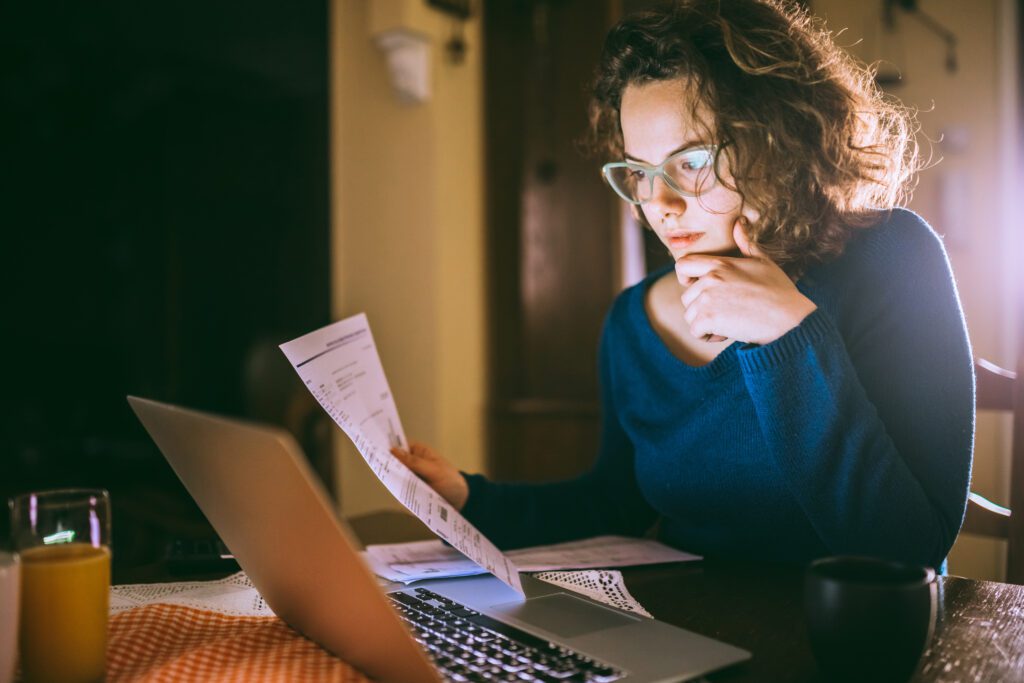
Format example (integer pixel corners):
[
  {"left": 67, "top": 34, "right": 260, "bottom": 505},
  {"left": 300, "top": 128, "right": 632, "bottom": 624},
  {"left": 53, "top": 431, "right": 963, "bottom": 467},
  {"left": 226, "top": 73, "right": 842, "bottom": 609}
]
[
  {"left": 813, "top": 0, "right": 1020, "bottom": 580},
  {"left": 329, "top": 0, "right": 486, "bottom": 516}
]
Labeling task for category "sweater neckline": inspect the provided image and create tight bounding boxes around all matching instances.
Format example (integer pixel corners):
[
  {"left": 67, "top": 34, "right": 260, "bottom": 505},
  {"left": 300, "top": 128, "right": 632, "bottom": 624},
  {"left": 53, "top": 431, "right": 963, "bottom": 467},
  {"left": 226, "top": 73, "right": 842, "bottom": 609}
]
[{"left": 632, "top": 267, "right": 741, "bottom": 379}]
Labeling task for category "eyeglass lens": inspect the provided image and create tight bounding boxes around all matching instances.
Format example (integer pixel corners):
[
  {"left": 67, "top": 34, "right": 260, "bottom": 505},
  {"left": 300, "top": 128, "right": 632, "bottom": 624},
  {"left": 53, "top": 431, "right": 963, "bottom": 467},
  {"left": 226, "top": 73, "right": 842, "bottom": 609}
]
[{"left": 607, "top": 148, "right": 716, "bottom": 203}]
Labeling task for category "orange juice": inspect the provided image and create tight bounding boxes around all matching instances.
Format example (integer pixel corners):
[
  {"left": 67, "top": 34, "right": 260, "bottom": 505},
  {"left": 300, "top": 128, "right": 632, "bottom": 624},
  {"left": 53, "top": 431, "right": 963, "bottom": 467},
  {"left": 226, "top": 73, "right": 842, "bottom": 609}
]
[{"left": 19, "top": 543, "right": 110, "bottom": 683}]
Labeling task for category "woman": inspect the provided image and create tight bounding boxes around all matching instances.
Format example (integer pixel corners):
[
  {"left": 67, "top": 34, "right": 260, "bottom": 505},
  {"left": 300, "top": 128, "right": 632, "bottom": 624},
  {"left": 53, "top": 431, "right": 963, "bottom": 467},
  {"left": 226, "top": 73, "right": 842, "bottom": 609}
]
[{"left": 393, "top": 0, "right": 973, "bottom": 571}]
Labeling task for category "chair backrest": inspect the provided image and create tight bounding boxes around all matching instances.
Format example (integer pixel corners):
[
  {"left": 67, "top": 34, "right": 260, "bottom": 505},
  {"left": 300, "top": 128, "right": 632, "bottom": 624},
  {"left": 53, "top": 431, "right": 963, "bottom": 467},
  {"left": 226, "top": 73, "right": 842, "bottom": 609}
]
[{"left": 963, "top": 354, "right": 1024, "bottom": 582}]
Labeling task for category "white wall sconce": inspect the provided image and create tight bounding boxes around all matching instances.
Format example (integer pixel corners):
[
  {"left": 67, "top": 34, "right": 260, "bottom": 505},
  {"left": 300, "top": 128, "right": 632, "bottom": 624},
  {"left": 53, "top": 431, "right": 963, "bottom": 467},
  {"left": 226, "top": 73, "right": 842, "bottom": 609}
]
[{"left": 374, "top": 29, "right": 431, "bottom": 105}]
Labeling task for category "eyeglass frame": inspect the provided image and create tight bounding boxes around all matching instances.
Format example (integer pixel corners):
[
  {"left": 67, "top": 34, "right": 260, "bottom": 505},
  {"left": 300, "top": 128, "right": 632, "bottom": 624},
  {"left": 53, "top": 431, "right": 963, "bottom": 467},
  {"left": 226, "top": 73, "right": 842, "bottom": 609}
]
[{"left": 601, "top": 144, "right": 720, "bottom": 206}]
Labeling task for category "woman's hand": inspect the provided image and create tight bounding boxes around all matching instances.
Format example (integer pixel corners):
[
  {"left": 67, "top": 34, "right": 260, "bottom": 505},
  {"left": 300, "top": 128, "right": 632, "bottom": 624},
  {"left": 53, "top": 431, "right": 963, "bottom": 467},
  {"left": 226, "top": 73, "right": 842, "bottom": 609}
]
[
  {"left": 674, "top": 218, "right": 817, "bottom": 346},
  {"left": 390, "top": 441, "right": 470, "bottom": 511}
]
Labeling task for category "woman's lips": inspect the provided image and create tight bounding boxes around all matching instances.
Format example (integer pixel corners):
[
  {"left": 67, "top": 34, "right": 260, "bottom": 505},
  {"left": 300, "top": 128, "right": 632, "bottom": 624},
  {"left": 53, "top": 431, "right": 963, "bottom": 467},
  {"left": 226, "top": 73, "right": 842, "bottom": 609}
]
[{"left": 667, "top": 232, "right": 705, "bottom": 249}]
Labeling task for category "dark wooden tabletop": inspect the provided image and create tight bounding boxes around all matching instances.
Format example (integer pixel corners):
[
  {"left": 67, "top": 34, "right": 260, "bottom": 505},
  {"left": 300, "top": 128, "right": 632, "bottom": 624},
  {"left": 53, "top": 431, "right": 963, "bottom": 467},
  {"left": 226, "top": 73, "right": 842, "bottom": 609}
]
[
  {"left": 116, "top": 511, "right": 1024, "bottom": 682},
  {"left": 619, "top": 558, "right": 1024, "bottom": 682}
]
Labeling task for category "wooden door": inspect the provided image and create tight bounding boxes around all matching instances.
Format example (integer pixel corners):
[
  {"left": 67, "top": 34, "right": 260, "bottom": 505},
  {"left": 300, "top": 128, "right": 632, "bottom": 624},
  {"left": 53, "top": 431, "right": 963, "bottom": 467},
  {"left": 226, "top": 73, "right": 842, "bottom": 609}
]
[{"left": 484, "top": 0, "right": 621, "bottom": 481}]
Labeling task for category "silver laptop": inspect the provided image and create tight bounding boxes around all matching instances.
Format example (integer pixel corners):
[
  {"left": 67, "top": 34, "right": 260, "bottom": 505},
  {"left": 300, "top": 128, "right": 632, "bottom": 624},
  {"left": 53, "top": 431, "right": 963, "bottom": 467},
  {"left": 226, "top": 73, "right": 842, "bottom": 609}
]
[{"left": 127, "top": 396, "right": 750, "bottom": 683}]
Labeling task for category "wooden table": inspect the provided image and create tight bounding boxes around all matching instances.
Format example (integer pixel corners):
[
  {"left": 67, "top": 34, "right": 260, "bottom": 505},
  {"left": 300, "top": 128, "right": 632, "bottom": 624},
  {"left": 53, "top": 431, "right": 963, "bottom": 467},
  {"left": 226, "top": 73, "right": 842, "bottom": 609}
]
[
  {"left": 341, "top": 511, "right": 1024, "bottom": 682},
  {"left": 621, "top": 558, "right": 1024, "bottom": 681},
  {"left": 116, "top": 511, "right": 1024, "bottom": 682}
]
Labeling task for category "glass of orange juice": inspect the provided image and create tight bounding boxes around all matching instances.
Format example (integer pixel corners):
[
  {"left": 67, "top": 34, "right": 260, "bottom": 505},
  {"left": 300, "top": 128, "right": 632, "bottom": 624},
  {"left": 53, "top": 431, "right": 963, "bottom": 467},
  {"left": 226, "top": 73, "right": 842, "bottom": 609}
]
[
  {"left": 9, "top": 489, "right": 111, "bottom": 683},
  {"left": 0, "top": 552, "right": 19, "bottom": 683}
]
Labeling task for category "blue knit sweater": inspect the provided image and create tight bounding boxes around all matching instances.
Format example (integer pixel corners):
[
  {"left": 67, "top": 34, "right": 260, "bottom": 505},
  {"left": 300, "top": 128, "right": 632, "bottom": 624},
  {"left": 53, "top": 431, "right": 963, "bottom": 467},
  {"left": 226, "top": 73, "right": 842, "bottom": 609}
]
[{"left": 462, "top": 209, "right": 974, "bottom": 570}]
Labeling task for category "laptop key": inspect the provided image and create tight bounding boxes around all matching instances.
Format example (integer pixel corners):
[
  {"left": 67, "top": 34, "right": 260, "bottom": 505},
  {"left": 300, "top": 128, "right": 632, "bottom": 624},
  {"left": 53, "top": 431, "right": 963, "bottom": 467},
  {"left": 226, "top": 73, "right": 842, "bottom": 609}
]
[
  {"left": 532, "top": 675, "right": 580, "bottom": 683},
  {"left": 396, "top": 594, "right": 621, "bottom": 683},
  {"left": 391, "top": 592, "right": 428, "bottom": 608}
]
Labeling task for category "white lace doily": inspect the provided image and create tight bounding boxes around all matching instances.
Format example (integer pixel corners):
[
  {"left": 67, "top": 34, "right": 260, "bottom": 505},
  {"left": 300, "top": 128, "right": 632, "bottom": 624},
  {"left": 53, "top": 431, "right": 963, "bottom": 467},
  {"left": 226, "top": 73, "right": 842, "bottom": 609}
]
[
  {"left": 110, "top": 572, "right": 274, "bottom": 617},
  {"left": 531, "top": 570, "right": 652, "bottom": 618},
  {"left": 111, "top": 568, "right": 651, "bottom": 619}
]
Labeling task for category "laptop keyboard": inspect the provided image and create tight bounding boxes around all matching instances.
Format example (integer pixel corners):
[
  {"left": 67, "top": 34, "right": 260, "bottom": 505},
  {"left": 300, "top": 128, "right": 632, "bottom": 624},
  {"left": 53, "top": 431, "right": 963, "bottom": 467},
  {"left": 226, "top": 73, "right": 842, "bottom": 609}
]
[{"left": 389, "top": 587, "right": 626, "bottom": 682}]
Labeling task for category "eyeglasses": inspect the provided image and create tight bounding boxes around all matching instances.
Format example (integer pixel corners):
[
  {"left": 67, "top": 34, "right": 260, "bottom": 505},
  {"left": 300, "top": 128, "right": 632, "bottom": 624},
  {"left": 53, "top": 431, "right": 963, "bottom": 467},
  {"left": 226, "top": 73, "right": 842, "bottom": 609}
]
[{"left": 601, "top": 145, "right": 719, "bottom": 205}]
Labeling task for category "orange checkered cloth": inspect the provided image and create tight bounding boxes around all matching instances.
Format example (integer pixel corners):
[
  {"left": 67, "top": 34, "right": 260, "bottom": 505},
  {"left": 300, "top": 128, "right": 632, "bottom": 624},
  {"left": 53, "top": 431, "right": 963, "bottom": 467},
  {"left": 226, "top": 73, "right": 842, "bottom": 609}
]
[{"left": 107, "top": 603, "right": 370, "bottom": 682}]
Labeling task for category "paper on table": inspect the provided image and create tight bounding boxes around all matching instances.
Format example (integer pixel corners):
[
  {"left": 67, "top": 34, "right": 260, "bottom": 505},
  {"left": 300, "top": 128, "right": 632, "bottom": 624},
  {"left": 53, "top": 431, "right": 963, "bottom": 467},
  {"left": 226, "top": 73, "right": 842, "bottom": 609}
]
[
  {"left": 280, "top": 315, "right": 523, "bottom": 595},
  {"left": 515, "top": 535, "right": 700, "bottom": 570},
  {"left": 109, "top": 569, "right": 651, "bottom": 619},
  {"left": 364, "top": 536, "right": 702, "bottom": 584},
  {"left": 362, "top": 539, "right": 487, "bottom": 583}
]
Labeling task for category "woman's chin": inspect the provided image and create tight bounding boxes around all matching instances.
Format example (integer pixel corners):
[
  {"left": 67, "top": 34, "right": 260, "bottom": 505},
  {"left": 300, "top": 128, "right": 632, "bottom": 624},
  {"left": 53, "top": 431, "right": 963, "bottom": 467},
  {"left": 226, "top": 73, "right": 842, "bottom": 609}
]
[{"left": 665, "top": 241, "right": 739, "bottom": 260}]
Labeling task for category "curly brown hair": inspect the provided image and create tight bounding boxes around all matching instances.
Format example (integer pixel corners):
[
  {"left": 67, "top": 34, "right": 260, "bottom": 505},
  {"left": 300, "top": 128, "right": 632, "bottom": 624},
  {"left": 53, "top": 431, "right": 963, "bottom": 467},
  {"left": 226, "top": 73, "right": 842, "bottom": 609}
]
[{"left": 586, "top": 0, "right": 922, "bottom": 274}]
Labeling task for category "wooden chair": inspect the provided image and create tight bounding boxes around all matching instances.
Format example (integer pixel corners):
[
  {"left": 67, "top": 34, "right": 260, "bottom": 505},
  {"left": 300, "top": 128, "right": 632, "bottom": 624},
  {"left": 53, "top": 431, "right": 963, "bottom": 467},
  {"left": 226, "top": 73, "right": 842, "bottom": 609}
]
[{"left": 961, "top": 355, "right": 1024, "bottom": 583}]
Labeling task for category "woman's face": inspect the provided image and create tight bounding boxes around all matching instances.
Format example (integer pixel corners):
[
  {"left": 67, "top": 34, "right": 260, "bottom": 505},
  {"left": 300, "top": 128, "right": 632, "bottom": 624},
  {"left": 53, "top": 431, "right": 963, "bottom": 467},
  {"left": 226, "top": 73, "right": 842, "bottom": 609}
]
[{"left": 619, "top": 77, "right": 746, "bottom": 260}]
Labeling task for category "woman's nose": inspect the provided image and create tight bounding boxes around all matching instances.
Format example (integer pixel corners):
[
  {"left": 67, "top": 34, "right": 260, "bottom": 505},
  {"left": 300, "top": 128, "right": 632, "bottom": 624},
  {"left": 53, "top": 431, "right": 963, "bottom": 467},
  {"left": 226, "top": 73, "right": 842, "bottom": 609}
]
[{"left": 648, "top": 174, "right": 687, "bottom": 216}]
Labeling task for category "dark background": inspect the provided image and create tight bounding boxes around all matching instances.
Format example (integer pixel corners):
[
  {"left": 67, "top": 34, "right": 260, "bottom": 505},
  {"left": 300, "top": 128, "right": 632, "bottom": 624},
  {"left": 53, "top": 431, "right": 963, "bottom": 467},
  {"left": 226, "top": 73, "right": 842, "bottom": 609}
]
[{"left": 1, "top": 1, "right": 331, "bottom": 576}]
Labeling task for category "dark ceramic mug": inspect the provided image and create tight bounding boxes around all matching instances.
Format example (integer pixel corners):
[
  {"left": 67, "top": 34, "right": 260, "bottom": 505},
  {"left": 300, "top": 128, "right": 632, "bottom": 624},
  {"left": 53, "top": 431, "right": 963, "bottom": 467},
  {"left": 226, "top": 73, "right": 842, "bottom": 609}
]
[{"left": 804, "top": 556, "right": 937, "bottom": 683}]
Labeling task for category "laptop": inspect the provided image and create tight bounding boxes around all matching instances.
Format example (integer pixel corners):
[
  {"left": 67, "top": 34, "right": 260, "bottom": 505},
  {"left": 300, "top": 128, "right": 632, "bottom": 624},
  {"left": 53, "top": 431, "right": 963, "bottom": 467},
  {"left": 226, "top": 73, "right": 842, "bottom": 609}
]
[{"left": 127, "top": 396, "right": 750, "bottom": 682}]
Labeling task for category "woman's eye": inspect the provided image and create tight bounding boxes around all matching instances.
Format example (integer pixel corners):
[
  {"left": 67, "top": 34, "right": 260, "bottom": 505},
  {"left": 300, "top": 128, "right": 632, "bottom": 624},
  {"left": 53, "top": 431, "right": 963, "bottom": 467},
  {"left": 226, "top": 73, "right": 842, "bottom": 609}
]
[
  {"left": 678, "top": 152, "right": 712, "bottom": 171},
  {"left": 629, "top": 169, "right": 647, "bottom": 180}
]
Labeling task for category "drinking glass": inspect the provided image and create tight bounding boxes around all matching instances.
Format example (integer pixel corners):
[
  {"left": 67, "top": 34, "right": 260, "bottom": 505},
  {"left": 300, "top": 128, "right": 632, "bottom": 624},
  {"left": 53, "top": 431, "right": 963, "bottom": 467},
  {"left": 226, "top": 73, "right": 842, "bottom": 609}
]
[
  {"left": 9, "top": 489, "right": 111, "bottom": 683},
  {"left": 0, "top": 552, "right": 19, "bottom": 683}
]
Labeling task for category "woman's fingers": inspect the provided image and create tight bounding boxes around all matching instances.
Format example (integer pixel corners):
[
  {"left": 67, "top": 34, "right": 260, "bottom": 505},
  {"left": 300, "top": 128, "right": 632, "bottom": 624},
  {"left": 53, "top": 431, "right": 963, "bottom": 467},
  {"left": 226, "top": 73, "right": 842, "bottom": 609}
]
[
  {"left": 391, "top": 441, "right": 470, "bottom": 511},
  {"left": 408, "top": 441, "right": 441, "bottom": 461},
  {"left": 391, "top": 446, "right": 431, "bottom": 476},
  {"left": 392, "top": 442, "right": 450, "bottom": 482},
  {"left": 390, "top": 446, "right": 412, "bottom": 465},
  {"left": 682, "top": 288, "right": 729, "bottom": 342},
  {"left": 680, "top": 271, "right": 717, "bottom": 309},
  {"left": 674, "top": 254, "right": 723, "bottom": 284}
]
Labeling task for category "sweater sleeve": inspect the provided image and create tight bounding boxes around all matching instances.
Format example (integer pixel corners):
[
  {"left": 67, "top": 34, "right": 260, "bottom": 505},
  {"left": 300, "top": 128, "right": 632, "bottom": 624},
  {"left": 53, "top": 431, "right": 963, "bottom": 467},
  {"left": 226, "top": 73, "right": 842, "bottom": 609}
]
[
  {"left": 459, "top": 308, "right": 658, "bottom": 550},
  {"left": 736, "top": 214, "right": 974, "bottom": 569}
]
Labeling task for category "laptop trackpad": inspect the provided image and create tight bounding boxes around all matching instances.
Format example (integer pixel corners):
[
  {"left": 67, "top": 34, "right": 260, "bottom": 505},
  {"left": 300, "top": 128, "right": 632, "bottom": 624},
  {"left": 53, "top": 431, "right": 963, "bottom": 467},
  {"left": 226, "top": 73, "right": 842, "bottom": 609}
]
[{"left": 489, "top": 593, "right": 640, "bottom": 638}]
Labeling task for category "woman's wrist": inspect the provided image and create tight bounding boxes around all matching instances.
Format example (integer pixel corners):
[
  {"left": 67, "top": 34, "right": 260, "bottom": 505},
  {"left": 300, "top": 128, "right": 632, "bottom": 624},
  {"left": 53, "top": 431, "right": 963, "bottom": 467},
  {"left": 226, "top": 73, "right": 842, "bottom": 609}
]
[
  {"left": 758, "top": 295, "right": 817, "bottom": 345},
  {"left": 452, "top": 474, "right": 470, "bottom": 512}
]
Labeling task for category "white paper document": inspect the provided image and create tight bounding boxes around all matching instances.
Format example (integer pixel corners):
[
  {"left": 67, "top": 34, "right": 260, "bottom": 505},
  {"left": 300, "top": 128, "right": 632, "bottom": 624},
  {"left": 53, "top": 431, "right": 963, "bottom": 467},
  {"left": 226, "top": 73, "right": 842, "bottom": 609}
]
[
  {"left": 109, "top": 569, "right": 652, "bottom": 619},
  {"left": 280, "top": 315, "right": 524, "bottom": 595},
  {"left": 363, "top": 536, "right": 702, "bottom": 584}
]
